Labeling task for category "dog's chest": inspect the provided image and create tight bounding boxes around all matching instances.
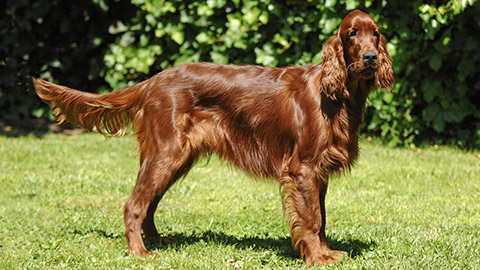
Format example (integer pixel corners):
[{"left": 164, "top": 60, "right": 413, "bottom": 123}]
[{"left": 316, "top": 99, "right": 364, "bottom": 173}]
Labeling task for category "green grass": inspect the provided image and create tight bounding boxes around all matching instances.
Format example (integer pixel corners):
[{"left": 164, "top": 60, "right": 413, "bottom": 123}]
[{"left": 1, "top": 133, "right": 479, "bottom": 269}]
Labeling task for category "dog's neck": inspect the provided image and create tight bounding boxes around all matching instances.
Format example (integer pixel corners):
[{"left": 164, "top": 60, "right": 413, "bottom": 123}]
[
  {"left": 347, "top": 78, "right": 373, "bottom": 114},
  {"left": 346, "top": 76, "right": 375, "bottom": 101}
]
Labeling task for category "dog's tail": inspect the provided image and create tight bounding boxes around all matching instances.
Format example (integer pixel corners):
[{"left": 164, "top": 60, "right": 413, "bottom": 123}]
[{"left": 32, "top": 77, "right": 146, "bottom": 136}]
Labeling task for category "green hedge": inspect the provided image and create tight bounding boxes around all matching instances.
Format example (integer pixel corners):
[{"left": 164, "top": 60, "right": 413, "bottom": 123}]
[
  {"left": 366, "top": 0, "right": 480, "bottom": 147},
  {"left": 2, "top": 0, "right": 479, "bottom": 147},
  {"left": 1, "top": 0, "right": 136, "bottom": 120}
]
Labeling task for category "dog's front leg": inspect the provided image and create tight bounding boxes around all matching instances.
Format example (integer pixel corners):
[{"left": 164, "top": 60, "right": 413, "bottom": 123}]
[{"left": 279, "top": 154, "right": 345, "bottom": 266}]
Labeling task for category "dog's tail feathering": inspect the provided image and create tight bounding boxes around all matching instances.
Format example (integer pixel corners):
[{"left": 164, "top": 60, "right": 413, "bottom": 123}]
[{"left": 32, "top": 77, "right": 145, "bottom": 136}]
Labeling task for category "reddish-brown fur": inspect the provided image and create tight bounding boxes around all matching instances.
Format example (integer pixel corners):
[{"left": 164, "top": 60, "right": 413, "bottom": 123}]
[{"left": 33, "top": 10, "right": 393, "bottom": 266}]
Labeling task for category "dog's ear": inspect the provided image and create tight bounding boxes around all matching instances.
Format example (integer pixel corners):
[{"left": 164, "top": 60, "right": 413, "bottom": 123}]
[
  {"left": 317, "top": 35, "right": 347, "bottom": 100},
  {"left": 375, "top": 35, "right": 394, "bottom": 91}
]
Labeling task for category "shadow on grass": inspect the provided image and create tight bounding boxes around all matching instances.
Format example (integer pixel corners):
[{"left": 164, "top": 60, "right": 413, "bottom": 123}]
[
  {"left": 72, "top": 228, "right": 123, "bottom": 240},
  {"left": 69, "top": 224, "right": 374, "bottom": 261},
  {"left": 328, "top": 237, "right": 375, "bottom": 258},
  {"left": 0, "top": 119, "right": 85, "bottom": 138},
  {"left": 146, "top": 230, "right": 375, "bottom": 260}
]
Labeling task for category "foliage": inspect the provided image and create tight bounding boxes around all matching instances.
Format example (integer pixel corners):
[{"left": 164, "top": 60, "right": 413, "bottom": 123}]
[
  {"left": 365, "top": 0, "right": 480, "bottom": 147},
  {"left": 0, "top": 0, "right": 136, "bottom": 120},
  {"left": 102, "top": 0, "right": 338, "bottom": 89},
  {"left": 1, "top": 133, "right": 479, "bottom": 268},
  {"left": 2, "top": 0, "right": 480, "bottom": 147}
]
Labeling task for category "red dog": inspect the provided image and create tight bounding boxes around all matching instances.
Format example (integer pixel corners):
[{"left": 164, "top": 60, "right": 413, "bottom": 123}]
[{"left": 33, "top": 10, "right": 393, "bottom": 266}]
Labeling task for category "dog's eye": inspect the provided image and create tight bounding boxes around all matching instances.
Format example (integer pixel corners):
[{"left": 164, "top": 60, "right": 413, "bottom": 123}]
[
  {"left": 373, "top": 31, "right": 380, "bottom": 37},
  {"left": 349, "top": 31, "right": 357, "bottom": 37}
]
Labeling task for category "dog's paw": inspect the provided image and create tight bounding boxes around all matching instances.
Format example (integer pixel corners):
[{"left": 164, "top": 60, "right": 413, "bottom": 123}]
[{"left": 306, "top": 250, "right": 348, "bottom": 266}]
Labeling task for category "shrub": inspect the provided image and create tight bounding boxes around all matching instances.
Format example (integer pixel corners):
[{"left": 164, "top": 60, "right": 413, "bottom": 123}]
[
  {"left": 365, "top": 1, "right": 480, "bottom": 147},
  {"left": 2, "top": 0, "right": 479, "bottom": 147},
  {"left": 0, "top": 0, "right": 136, "bottom": 121}
]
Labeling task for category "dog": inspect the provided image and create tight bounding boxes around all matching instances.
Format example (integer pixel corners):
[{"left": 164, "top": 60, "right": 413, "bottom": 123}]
[{"left": 33, "top": 10, "right": 393, "bottom": 266}]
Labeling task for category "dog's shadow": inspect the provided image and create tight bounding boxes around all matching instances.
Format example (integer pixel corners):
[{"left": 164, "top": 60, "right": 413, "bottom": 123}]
[{"left": 146, "top": 230, "right": 375, "bottom": 260}]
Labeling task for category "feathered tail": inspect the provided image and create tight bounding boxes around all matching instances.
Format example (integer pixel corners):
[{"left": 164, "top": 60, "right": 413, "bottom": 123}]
[{"left": 32, "top": 77, "right": 144, "bottom": 136}]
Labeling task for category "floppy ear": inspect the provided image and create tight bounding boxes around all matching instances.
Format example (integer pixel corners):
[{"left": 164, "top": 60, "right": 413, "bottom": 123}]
[
  {"left": 376, "top": 35, "right": 394, "bottom": 90},
  {"left": 318, "top": 35, "right": 347, "bottom": 100}
]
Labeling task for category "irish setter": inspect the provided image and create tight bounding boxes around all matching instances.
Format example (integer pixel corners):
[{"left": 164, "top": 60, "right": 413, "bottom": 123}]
[{"left": 33, "top": 10, "right": 393, "bottom": 266}]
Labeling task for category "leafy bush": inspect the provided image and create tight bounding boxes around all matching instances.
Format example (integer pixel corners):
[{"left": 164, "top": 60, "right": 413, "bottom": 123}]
[
  {"left": 2, "top": 0, "right": 479, "bottom": 148},
  {"left": 102, "top": 0, "right": 339, "bottom": 88},
  {"left": 102, "top": 0, "right": 480, "bottom": 148},
  {"left": 0, "top": 0, "right": 136, "bottom": 120},
  {"left": 365, "top": 0, "right": 480, "bottom": 147}
]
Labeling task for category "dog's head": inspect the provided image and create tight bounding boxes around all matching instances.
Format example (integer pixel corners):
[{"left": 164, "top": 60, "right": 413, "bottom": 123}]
[{"left": 318, "top": 10, "right": 394, "bottom": 99}]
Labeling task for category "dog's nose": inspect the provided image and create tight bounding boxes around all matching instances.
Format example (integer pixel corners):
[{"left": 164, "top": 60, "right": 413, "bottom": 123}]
[{"left": 363, "top": 51, "right": 377, "bottom": 63}]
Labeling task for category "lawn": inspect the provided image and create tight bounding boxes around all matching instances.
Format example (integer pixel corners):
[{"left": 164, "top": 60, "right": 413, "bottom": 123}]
[{"left": 1, "top": 133, "right": 479, "bottom": 269}]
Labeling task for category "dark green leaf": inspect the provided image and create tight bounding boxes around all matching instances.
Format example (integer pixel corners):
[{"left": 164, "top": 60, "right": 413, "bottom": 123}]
[{"left": 429, "top": 53, "right": 443, "bottom": 71}]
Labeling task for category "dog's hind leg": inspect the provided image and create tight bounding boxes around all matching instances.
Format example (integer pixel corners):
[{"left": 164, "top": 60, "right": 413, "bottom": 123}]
[
  {"left": 123, "top": 146, "right": 194, "bottom": 256},
  {"left": 141, "top": 195, "right": 175, "bottom": 245},
  {"left": 141, "top": 156, "right": 195, "bottom": 245}
]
